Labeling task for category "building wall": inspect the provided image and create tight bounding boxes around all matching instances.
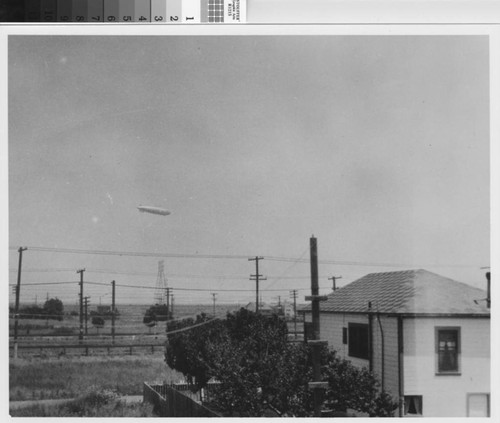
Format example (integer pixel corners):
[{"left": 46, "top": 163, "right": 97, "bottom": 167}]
[
  {"left": 305, "top": 312, "right": 403, "bottom": 415},
  {"left": 371, "top": 315, "right": 400, "bottom": 400},
  {"left": 403, "top": 317, "right": 490, "bottom": 417},
  {"left": 306, "top": 312, "right": 371, "bottom": 367}
]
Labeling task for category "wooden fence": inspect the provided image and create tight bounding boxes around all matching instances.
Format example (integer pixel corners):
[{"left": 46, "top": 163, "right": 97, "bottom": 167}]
[
  {"left": 143, "top": 382, "right": 221, "bottom": 417},
  {"left": 9, "top": 342, "right": 165, "bottom": 357}
]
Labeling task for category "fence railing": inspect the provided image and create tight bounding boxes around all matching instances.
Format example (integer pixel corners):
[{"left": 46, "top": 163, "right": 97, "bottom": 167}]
[
  {"left": 9, "top": 342, "right": 164, "bottom": 356},
  {"left": 143, "top": 382, "right": 221, "bottom": 417}
]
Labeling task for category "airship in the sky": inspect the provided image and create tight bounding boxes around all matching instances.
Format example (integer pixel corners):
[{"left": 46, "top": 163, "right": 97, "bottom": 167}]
[{"left": 137, "top": 205, "right": 171, "bottom": 216}]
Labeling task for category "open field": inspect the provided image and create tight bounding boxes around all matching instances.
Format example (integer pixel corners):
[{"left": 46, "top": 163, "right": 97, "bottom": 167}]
[
  {"left": 9, "top": 354, "right": 182, "bottom": 402},
  {"left": 9, "top": 303, "right": 242, "bottom": 337}
]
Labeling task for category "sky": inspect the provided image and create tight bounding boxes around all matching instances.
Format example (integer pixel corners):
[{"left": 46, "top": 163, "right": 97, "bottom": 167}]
[{"left": 6, "top": 34, "right": 490, "bottom": 306}]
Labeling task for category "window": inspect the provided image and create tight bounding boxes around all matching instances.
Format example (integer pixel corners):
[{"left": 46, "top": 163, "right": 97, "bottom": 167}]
[
  {"left": 435, "top": 327, "right": 460, "bottom": 374},
  {"left": 348, "top": 323, "right": 369, "bottom": 359},
  {"left": 467, "top": 394, "right": 489, "bottom": 417},
  {"left": 342, "top": 327, "right": 347, "bottom": 344},
  {"left": 404, "top": 396, "right": 423, "bottom": 417}
]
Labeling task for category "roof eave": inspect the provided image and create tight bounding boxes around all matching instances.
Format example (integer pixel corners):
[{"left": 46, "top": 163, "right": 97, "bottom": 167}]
[{"left": 300, "top": 309, "right": 490, "bottom": 318}]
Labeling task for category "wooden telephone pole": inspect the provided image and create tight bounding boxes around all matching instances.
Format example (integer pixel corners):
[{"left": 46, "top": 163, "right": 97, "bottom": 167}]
[
  {"left": 249, "top": 256, "right": 266, "bottom": 313},
  {"left": 77, "top": 269, "right": 85, "bottom": 341},
  {"left": 13, "top": 247, "right": 27, "bottom": 359},
  {"left": 305, "top": 236, "right": 328, "bottom": 416}
]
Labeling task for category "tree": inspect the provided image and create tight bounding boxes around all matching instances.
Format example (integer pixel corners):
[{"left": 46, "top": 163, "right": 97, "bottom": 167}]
[
  {"left": 43, "top": 298, "right": 64, "bottom": 321},
  {"left": 91, "top": 316, "right": 105, "bottom": 334},
  {"left": 164, "top": 308, "right": 398, "bottom": 417},
  {"left": 320, "top": 348, "right": 399, "bottom": 416},
  {"left": 165, "top": 313, "right": 226, "bottom": 391}
]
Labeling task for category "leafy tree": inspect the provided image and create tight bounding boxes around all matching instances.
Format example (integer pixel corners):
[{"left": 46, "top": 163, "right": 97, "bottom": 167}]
[
  {"left": 165, "top": 313, "right": 225, "bottom": 391},
  {"left": 164, "top": 308, "right": 398, "bottom": 417},
  {"left": 322, "top": 349, "right": 398, "bottom": 416},
  {"left": 205, "top": 329, "right": 313, "bottom": 417},
  {"left": 144, "top": 304, "right": 170, "bottom": 323},
  {"left": 43, "top": 298, "right": 64, "bottom": 321}
]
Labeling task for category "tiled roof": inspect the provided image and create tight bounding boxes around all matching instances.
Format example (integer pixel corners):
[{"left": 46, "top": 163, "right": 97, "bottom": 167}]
[{"left": 300, "top": 269, "right": 489, "bottom": 315}]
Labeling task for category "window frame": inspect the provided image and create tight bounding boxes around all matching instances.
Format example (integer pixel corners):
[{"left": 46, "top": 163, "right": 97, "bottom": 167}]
[
  {"left": 348, "top": 322, "right": 369, "bottom": 360},
  {"left": 435, "top": 326, "right": 461, "bottom": 375}
]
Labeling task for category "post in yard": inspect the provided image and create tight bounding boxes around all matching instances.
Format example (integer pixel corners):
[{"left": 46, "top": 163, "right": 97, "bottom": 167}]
[
  {"left": 249, "top": 256, "right": 266, "bottom": 313},
  {"left": 305, "top": 236, "right": 328, "bottom": 417},
  {"left": 77, "top": 269, "right": 85, "bottom": 341},
  {"left": 14, "top": 247, "right": 27, "bottom": 359}
]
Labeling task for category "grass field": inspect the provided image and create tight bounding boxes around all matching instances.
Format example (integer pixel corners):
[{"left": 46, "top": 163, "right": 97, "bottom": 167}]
[
  {"left": 9, "top": 354, "right": 183, "bottom": 402},
  {"left": 10, "top": 391, "right": 156, "bottom": 417}
]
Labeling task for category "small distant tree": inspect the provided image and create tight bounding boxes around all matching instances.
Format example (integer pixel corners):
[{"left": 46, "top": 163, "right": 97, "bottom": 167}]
[
  {"left": 91, "top": 316, "right": 105, "bottom": 334},
  {"left": 43, "top": 298, "right": 64, "bottom": 321}
]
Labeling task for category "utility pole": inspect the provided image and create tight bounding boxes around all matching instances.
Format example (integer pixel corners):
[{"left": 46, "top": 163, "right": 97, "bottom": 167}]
[
  {"left": 171, "top": 294, "right": 174, "bottom": 319},
  {"left": 328, "top": 275, "right": 342, "bottom": 292},
  {"left": 111, "top": 280, "right": 116, "bottom": 344},
  {"left": 290, "top": 289, "right": 298, "bottom": 338},
  {"left": 84, "top": 296, "right": 90, "bottom": 335},
  {"left": 305, "top": 236, "right": 328, "bottom": 417},
  {"left": 211, "top": 293, "right": 217, "bottom": 316},
  {"left": 249, "top": 256, "right": 266, "bottom": 313},
  {"left": 77, "top": 269, "right": 85, "bottom": 341},
  {"left": 14, "top": 247, "right": 27, "bottom": 359},
  {"left": 166, "top": 287, "right": 171, "bottom": 320}
]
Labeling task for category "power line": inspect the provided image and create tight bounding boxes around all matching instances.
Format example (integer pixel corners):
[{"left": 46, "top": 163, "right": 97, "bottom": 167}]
[
  {"left": 9, "top": 245, "right": 483, "bottom": 268},
  {"left": 9, "top": 267, "right": 326, "bottom": 280},
  {"left": 8, "top": 281, "right": 331, "bottom": 292},
  {"left": 11, "top": 246, "right": 250, "bottom": 260}
]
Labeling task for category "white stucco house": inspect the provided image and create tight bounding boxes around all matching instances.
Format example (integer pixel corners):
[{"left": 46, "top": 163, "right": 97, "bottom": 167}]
[{"left": 300, "top": 269, "right": 490, "bottom": 417}]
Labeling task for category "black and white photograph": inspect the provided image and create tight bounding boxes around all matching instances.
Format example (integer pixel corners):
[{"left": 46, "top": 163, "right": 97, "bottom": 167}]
[{"left": 3, "top": 21, "right": 498, "bottom": 419}]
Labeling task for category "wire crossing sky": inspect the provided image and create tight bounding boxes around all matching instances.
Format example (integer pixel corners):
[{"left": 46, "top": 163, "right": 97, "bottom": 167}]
[{"left": 7, "top": 33, "right": 490, "bottom": 305}]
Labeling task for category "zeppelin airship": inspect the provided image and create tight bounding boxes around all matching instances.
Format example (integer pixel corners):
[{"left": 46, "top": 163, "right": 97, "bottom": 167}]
[{"left": 137, "top": 205, "right": 171, "bottom": 216}]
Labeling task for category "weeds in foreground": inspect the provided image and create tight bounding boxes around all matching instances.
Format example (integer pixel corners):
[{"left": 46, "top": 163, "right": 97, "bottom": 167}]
[
  {"left": 10, "top": 387, "right": 156, "bottom": 417},
  {"left": 10, "top": 355, "right": 181, "bottom": 401}
]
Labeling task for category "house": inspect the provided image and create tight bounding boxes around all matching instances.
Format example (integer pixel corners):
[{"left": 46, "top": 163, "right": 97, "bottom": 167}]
[{"left": 300, "top": 269, "right": 490, "bottom": 417}]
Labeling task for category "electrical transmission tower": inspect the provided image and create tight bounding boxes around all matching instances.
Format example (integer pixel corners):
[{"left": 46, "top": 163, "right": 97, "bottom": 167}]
[{"left": 154, "top": 260, "right": 168, "bottom": 304}]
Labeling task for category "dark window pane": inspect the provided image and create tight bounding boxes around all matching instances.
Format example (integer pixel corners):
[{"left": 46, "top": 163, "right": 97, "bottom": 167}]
[
  {"left": 437, "top": 329, "right": 459, "bottom": 372},
  {"left": 348, "top": 323, "right": 369, "bottom": 359}
]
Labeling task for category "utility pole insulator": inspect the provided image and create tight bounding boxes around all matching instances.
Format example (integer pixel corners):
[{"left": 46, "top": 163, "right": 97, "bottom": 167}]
[{"left": 328, "top": 275, "right": 342, "bottom": 291}]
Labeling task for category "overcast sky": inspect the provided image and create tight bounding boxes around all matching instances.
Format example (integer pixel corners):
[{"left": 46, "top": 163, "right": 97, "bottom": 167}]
[{"left": 7, "top": 34, "right": 490, "bottom": 306}]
